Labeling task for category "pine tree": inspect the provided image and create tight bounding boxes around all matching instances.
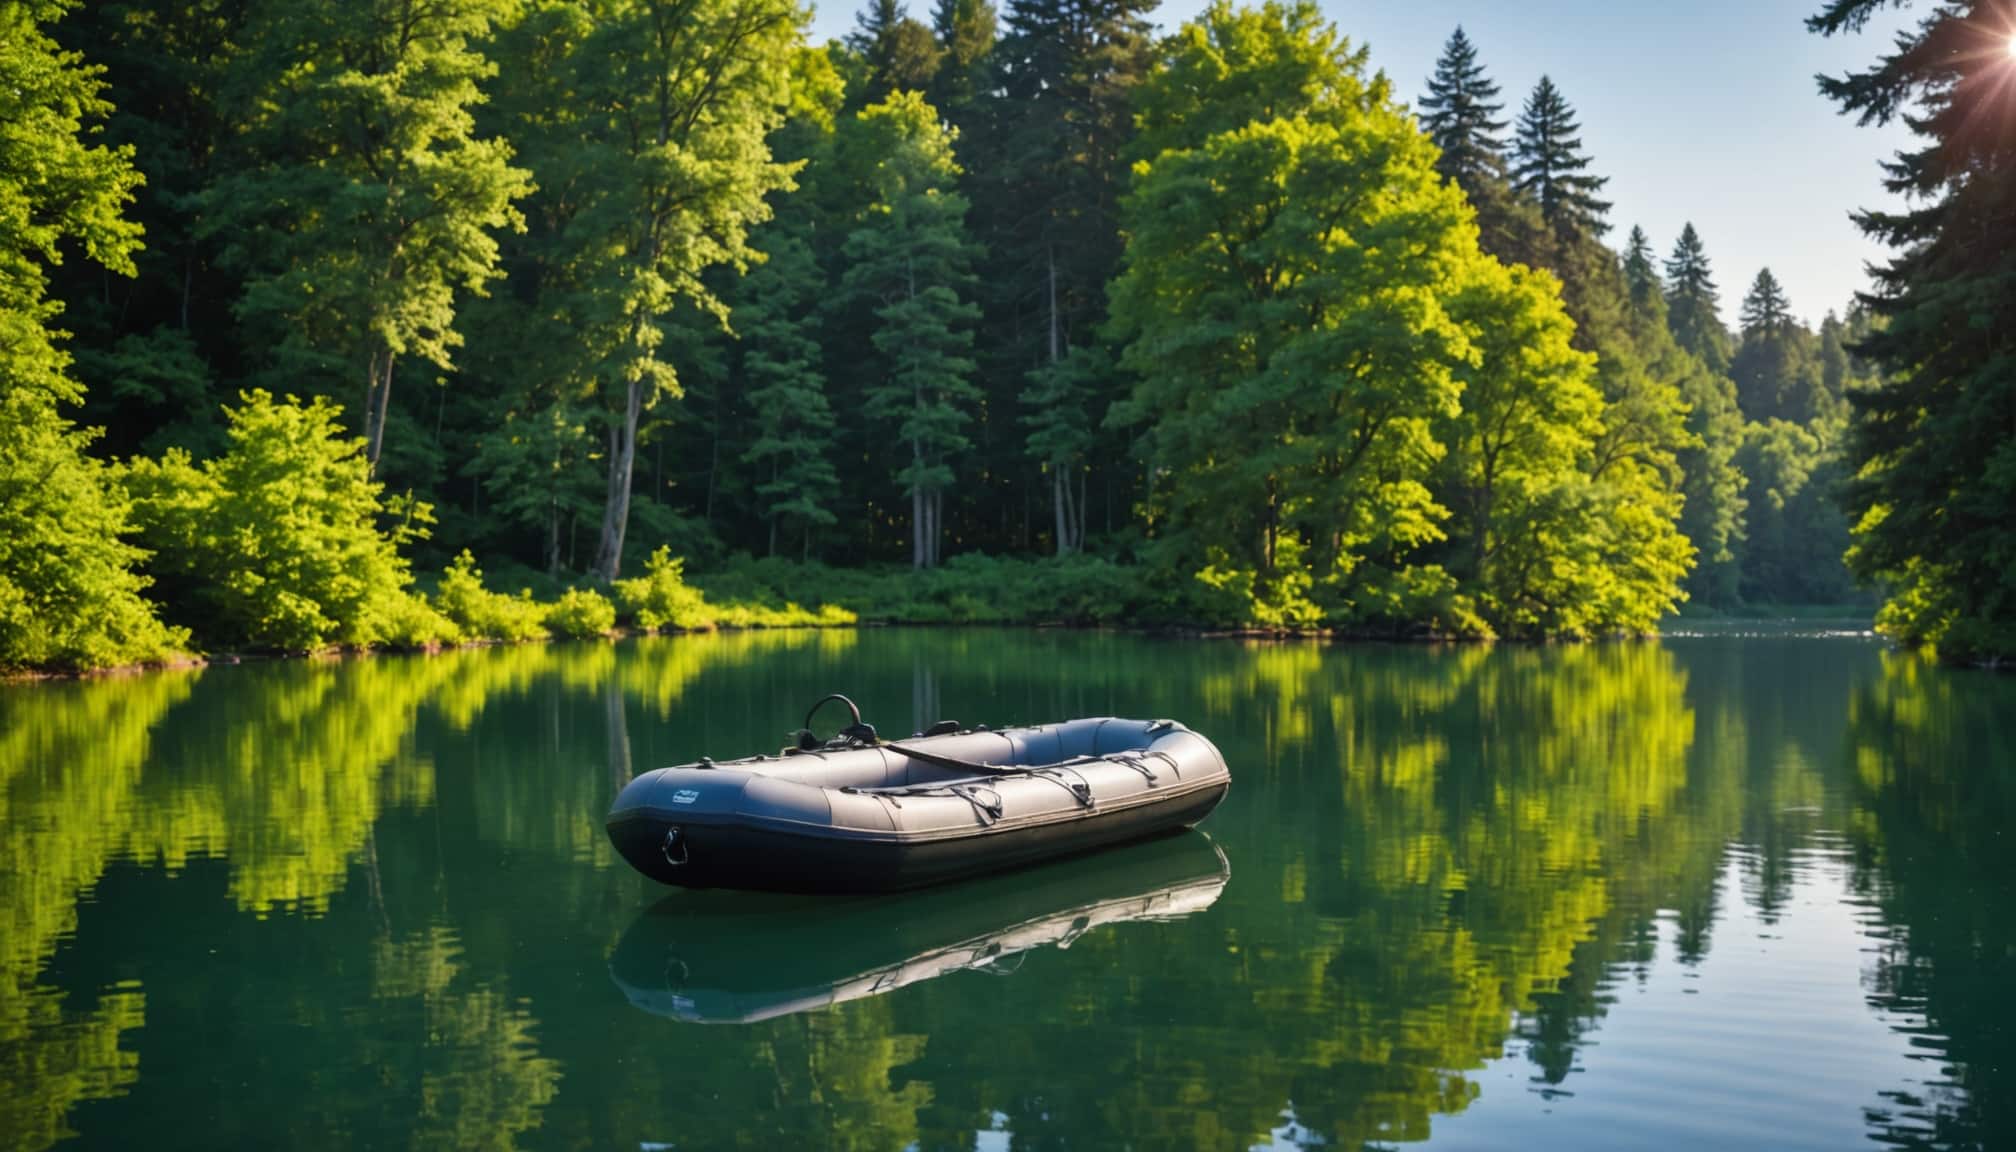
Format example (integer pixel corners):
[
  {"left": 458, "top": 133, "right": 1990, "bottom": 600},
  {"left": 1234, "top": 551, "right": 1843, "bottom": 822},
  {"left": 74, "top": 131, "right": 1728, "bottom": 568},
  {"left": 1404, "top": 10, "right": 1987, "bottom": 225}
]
[
  {"left": 1510, "top": 75, "right": 1611, "bottom": 237},
  {"left": 985, "top": 0, "right": 1157, "bottom": 554},
  {"left": 1739, "top": 267, "right": 1793, "bottom": 335},
  {"left": 740, "top": 230, "right": 841, "bottom": 559},
  {"left": 1663, "top": 223, "right": 1731, "bottom": 372},
  {"left": 839, "top": 93, "right": 982, "bottom": 569},
  {"left": 1418, "top": 27, "right": 1508, "bottom": 187},
  {"left": 849, "top": 0, "right": 944, "bottom": 102},
  {"left": 1623, "top": 226, "right": 1661, "bottom": 312},
  {"left": 928, "top": 0, "right": 997, "bottom": 130},
  {"left": 1622, "top": 228, "right": 1748, "bottom": 606},
  {"left": 1732, "top": 269, "right": 1824, "bottom": 423},
  {"left": 0, "top": 0, "right": 187, "bottom": 672},
  {"left": 216, "top": 0, "right": 532, "bottom": 474}
]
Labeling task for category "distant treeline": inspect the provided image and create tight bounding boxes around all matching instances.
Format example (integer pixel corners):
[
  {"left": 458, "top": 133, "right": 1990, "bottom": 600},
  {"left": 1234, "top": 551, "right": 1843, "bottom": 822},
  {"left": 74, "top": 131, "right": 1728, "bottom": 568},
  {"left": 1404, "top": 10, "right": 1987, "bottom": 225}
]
[{"left": 1, "top": 0, "right": 2003, "bottom": 670}]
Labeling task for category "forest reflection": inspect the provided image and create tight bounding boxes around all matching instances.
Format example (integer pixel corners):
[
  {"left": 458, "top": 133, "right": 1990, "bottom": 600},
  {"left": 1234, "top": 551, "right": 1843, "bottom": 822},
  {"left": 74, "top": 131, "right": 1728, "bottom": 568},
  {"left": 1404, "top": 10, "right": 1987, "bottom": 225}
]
[{"left": 0, "top": 630, "right": 2009, "bottom": 1151}]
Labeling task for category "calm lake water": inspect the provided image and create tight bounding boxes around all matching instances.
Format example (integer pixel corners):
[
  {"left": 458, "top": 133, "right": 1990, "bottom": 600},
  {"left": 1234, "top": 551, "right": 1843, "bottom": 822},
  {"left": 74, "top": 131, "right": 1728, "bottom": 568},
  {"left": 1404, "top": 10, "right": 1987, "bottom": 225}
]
[{"left": 3, "top": 628, "right": 2012, "bottom": 1151}]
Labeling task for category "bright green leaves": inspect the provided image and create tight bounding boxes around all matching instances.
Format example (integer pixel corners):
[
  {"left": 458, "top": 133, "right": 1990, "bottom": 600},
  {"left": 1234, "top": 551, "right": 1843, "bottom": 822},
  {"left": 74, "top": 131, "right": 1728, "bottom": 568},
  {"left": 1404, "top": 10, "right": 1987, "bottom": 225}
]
[
  {"left": 488, "top": 0, "right": 803, "bottom": 578},
  {"left": 1114, "top": 4, "right": 1469, "bottom": 631},
  {"left": 1112, "top": 0, "right": 1693, "bottom": 636},
  {"left": 0, "top": 0, "right": 184, "bottom": 673},
  {"left": 120, "top": 391, "right": 436, "bottom": 652},
  {"left": 220, "top": 0, "right": 531, "bottom": 468}
]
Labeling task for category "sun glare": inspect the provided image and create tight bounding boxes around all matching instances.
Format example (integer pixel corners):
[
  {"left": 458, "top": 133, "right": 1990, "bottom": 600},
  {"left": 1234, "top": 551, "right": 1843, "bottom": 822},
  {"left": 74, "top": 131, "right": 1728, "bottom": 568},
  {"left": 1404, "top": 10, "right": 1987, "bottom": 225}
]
[{"left": 2006, "top": 32, "right": 2016, "bottom": 58}]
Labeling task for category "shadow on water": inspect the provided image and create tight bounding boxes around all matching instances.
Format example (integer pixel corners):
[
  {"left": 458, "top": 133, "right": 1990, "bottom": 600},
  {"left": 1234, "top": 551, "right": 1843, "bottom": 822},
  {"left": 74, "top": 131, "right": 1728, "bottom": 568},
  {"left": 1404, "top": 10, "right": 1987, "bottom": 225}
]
[{"left": 0, "top": 628, "right": 2010, "bottom": 1150}]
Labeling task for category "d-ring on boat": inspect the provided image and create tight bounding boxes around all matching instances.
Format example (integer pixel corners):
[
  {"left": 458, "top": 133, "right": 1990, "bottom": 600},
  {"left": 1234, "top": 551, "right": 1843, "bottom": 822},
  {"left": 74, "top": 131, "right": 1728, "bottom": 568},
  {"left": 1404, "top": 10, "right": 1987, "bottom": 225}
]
[{"left": 606, "top": 695, "right": 1231, "bottom": 892}]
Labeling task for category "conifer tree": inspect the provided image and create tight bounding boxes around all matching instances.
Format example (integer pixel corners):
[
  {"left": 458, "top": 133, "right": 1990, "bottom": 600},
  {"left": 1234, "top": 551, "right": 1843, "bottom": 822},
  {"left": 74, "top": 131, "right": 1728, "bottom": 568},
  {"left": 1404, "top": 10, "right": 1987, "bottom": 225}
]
[
  {"left": 988, "top": 0, "right": 1157, "bottom": 554},
  {"left": 0, "top": 0, "right": 187, "bottom": 672},
  {"left": 216, "top": 0, "right": 532, "bottom": 474},
  {"left": 1739, "top": 267, "right": 1793, "bottom": 334},
  {"left": 1732, "top": 268, "right": 1824, "bottom": 422},
  {"left": 840, "top": 93, "right": 982, "bottom": 569},
  {"left": 1623, "top": 226, "right": 1661, "bottom": 312},
  {"left": 1623, "top": 226, "right": 1747, "bottom": 606},
  {"left": 1663, "top": 223, "right": 1731, "bottom": 372},
  {"left": 849, "top": 0, "right": 944, "bottom": 102},
  {"left": 928, "top": 0, "right": 997, "bottom": 130},
  {"left": 1810, "top": 1, "right": 2016, "bottom": 660},
  {"left": 1418, "top": 27, "right": 1508, "bottom": 187},
  {"left": 1415, "top": 29, "right": 1546, "bottom": 271},
  {"left": 740, "top": 230, "right": 841, "bottom": 560},
  {"left": 1510, "top": 75, "right": 1611, "bottom": 237}
]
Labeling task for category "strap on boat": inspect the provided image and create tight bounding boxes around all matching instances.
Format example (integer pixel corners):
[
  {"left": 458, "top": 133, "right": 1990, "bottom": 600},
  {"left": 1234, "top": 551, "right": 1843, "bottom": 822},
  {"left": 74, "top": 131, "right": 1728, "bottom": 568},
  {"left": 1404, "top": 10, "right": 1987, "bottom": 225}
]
[
  {"left": 1028, "top": 765, "right": 1096, "bottom": 809},
  {"left": 948, "top": 783, "right": 1004, "bottom": 825},
  {"left": 1110, "top": 751, "right": 1163, "bottom": 786}
]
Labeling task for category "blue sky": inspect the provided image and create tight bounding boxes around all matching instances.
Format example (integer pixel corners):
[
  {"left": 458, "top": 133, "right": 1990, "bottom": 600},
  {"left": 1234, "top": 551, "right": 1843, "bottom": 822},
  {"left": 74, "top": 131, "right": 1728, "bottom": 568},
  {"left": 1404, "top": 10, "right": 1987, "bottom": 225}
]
[{"left": 809, "top": 0, "right": 1917, "bottom": 328}]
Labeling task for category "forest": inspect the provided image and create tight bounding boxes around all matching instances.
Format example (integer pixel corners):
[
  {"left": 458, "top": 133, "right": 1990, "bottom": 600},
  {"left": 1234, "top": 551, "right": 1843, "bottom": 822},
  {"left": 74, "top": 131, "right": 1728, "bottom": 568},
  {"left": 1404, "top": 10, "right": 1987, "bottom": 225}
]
[{"left": 1, "top": 0, "right": 2008, "bottom": 671}]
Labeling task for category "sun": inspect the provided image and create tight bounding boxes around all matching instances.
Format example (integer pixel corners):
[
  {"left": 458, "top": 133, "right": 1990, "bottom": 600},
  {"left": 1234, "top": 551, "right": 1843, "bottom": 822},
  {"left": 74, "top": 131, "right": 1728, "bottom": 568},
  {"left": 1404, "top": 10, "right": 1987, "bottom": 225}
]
[{"left": 2007, "top": 32, "right": 2016, "bottom": 58}]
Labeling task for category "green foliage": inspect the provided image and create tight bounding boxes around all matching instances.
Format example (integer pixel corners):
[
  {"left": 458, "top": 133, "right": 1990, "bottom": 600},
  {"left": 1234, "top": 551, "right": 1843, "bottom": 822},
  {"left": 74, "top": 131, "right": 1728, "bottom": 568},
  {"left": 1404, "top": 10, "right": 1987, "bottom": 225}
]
[
  {"left": 1419, "top": 26, "right": 1507, "bottom": 188},
  {"left": 1112, "top": 1, "right": 1472, "bottom": 630},
  {"left": 434, "top": 552, "right": 548, "bottom": 643},
  {"left": 1510, "top": 76, "right": 1610, "bottom": 237},
  {"left": 1434, "top": 261, "right": 1612, "bottom": 637},
  {"left": 543, "top": 588, "right": 618, "bottom": 639},
  {"left": 614, "top": 547, "right": 716, "bottom": 632},
  {"left": 618, "top": 546, "right": 853, "bottom": 629},
  {"left": 218, "top": 0, "right": 531, "bottom": 467},
  {"left": 839, "top": 91, "right": 982, "bottom": 570},
  {"left": 0, "top": 389, "right": 190, "bottom": 673},
  {"left": 1663, "top": 223, "right": 1732, "bottom": 373},
  {"left": 738, "top": 226, "right": 840, "bottom": 559},
  {"left": 699, "top": 553, "right": 1160, "bottom": 625},
  {"left": 486, "top": 0, "right": 802, "bottom": 579},
  {"left": 121, "top": 391, "right": 429, "bottom": 652},
  {"left": 1735, "top": 418, "right": 1856, "bottom": 607},
  {"left": 0, "top": 0, "right": 185, "bottom": 673}
]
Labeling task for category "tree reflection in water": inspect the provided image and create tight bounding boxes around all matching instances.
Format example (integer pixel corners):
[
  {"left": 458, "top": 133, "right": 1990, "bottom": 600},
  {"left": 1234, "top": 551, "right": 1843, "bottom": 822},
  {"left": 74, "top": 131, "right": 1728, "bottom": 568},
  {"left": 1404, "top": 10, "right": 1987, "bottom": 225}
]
[{"left": 0, "top": 628, "right": 2008, "bottom": 1151}]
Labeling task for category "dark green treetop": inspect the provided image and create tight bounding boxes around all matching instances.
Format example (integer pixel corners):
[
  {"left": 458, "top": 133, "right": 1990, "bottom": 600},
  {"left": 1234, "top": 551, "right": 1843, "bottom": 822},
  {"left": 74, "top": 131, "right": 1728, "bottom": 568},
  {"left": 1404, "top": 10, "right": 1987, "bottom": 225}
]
[
  {"left": 1663, "top": 222, "right": 1731, "bottom": 373},
  {"left": 1738, "top": 267, "right": 1793, "bottom": 335},
  {"left": 1510, "top": 75, "right": 1611, "bottom": 237},
  {"left": 1418, "top": 26, "right": 1508, "bottom": 186},
  {"left": 849, "top": 0, "right": 944, "bottom": 102}
]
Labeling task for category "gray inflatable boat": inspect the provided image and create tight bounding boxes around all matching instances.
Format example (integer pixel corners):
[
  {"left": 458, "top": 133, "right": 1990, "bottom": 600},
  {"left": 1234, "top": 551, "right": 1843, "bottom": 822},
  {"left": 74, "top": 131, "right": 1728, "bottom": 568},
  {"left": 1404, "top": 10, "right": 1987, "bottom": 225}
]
[{"left": 606, "top": 696, "right": 1231, "bottom": 892}]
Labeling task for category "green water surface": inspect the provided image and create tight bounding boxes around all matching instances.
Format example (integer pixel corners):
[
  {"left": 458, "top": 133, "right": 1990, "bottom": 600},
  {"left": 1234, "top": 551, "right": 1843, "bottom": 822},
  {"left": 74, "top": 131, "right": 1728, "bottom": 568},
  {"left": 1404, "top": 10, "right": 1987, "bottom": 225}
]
[{"left": 2, "top": 628, "right": 2010, "bottom": 1150}]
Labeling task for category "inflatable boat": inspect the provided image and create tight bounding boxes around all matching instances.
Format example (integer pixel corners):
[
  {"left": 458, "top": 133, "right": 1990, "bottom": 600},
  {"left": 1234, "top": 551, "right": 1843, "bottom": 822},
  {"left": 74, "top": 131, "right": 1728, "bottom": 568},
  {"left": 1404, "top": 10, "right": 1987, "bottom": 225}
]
[
  {"left": 605, "top": 696, "right": 1230, "bottom": 892},
  {"left": 611, "top": 831, "right": 1230, "bottom": 1023}
]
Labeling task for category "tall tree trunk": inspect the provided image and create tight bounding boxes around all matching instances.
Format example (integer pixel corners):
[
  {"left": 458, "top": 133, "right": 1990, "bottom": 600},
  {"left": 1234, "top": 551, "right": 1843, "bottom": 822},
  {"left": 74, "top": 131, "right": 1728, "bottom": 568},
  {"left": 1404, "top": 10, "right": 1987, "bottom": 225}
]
[
  {"left": 911, "top": 474, "right": 925, "bottom": 569},
  {"left": 546, "top": 496, "right": 562, "bottom": 577},
  {"left": 1046, "top": 246, "right": 1073, "bottom": 556},
  {"left": 364, "top": 347, "right": 396, "bottom": 474},
  {"left": 593, "top": 377, "right": 643, "bottom": 581}
]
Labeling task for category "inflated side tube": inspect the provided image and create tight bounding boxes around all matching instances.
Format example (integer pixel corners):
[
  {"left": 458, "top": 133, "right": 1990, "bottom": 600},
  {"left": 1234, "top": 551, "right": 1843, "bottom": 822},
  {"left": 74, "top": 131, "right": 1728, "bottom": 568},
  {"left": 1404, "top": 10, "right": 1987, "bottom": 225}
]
[{"left": 606, "top": 716, "right": 1231, "bottom": 892}]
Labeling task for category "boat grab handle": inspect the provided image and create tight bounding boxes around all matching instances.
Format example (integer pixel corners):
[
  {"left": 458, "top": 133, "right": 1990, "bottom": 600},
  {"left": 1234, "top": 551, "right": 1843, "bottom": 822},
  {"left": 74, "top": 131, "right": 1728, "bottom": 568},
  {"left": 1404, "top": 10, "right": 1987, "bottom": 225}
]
[{"left": 661, "top": 826, "right": 689, "bottom": 867}]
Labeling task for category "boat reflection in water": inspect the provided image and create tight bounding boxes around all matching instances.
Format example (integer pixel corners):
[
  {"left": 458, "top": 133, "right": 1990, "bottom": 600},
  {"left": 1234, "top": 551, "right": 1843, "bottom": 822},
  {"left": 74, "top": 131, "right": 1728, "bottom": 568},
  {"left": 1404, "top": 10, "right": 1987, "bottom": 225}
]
[{"left": 610, "top": 831, "right": 1230, "bottom": 1024}]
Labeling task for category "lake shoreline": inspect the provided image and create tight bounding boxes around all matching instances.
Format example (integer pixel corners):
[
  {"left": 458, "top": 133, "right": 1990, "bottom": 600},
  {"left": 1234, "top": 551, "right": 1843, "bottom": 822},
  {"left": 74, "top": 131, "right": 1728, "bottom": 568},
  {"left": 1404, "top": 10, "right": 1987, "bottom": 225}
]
[{"left": 3, "top": 608, "right": 1891, "bottom": 684}]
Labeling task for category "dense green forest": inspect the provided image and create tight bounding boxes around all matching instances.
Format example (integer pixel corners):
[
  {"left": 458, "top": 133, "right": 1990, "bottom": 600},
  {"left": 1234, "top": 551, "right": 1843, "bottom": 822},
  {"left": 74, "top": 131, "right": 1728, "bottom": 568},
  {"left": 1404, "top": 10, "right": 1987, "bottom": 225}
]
[{"left": 0, "top": 0, "right": 2003, "bottom": 671}]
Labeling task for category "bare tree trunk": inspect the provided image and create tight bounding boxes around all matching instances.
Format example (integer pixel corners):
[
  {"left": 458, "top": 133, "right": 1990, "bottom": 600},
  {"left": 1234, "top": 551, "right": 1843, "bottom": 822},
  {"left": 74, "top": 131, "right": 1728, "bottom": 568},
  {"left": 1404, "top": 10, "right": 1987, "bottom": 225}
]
[
  {"left": 546, "top": 496, "right": 562, "bottom": 577},
  {"left": 364, "top": 347, "right": 396, "bottom": 474},
  {"left": 1045, "top": 246, "right": 1072, "bottom": 557},
  {"left": 593, "top": 377, "right": 643, "bottom": 581},
  {"left": 911, "top": 475, "right": 925, "bottom": 569}
]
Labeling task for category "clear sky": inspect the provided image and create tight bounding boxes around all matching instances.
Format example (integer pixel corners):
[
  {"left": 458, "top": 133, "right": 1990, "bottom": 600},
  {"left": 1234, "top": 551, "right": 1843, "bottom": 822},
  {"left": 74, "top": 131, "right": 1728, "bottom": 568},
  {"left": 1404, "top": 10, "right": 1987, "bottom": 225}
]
[{"left": 809, "top": 0, "right": 1917, "bottom": 328}]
